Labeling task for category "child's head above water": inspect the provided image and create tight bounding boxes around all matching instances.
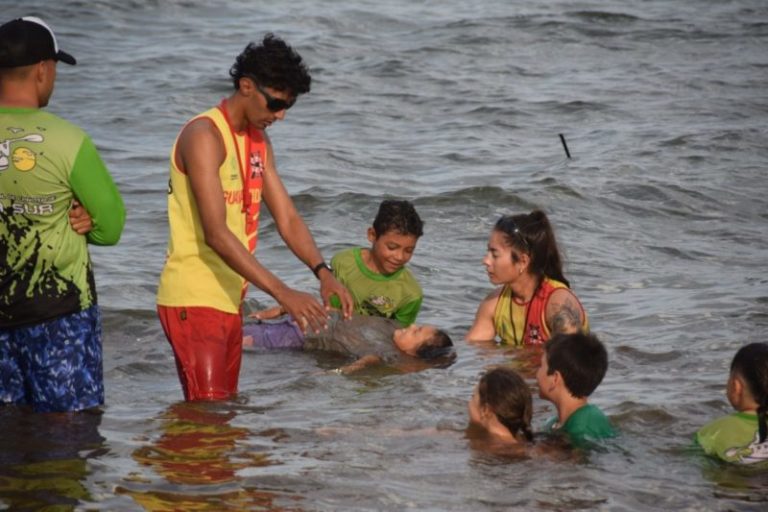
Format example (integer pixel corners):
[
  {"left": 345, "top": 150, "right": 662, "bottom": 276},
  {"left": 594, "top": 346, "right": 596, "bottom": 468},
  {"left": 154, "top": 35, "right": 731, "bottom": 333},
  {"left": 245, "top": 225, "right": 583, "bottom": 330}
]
[
  {"left": 469, "top": 367, "right": 534, "bottom": 442},
  {"left": 393, "top": 323, "right": 453, "bottom": 360},
  {"left": 372, "top": 199, "right": 424, "bottom": 238},
  {"left": 728, "top": 342, "right": 768, "bottom": 443},
  {"left": 366, "top": 200, "right": 423, "bottom": 275},
  {"left": 537, "top": 332, "right": 607, "bottom": 401}
]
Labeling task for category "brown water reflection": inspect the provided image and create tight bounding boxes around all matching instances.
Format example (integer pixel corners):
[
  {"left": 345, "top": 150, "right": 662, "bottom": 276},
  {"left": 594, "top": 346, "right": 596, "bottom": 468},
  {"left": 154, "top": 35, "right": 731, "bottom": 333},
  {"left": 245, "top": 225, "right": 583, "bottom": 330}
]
[{"left": 117, "top": 402, "right": 304, "bottom": 511}]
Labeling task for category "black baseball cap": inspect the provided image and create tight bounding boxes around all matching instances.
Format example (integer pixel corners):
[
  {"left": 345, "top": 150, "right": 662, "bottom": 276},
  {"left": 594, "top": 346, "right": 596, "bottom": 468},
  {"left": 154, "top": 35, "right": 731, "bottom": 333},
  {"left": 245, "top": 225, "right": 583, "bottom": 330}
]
[{"left": 0, "top": 16, "right": 76, "bottom": 68}]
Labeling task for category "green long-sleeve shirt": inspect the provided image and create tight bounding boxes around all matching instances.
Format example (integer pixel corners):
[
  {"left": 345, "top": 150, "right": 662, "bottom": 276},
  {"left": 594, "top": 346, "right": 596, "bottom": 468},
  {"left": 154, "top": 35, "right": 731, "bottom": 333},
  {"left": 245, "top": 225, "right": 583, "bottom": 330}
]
[{"left": 0, "top": 106, "right": 125, "bottom": 327}]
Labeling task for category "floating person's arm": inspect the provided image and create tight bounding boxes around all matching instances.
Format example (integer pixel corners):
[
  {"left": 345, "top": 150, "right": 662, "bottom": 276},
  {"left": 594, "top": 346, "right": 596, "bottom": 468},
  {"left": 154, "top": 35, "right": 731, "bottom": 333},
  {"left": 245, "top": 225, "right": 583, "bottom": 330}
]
[
  {"left": 335, "top": 354, "right": 383, "bottom": 375},
  {"left": 248, "top": 305, "right": 285, "bottom": 320}
]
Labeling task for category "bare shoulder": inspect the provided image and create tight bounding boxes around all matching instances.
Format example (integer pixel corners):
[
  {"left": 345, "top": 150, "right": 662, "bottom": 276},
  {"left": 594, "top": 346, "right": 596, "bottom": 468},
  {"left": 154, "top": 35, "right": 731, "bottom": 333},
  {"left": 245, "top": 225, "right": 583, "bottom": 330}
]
[{"left": 177, "top": 117, "right": 223, "bottom": 171}]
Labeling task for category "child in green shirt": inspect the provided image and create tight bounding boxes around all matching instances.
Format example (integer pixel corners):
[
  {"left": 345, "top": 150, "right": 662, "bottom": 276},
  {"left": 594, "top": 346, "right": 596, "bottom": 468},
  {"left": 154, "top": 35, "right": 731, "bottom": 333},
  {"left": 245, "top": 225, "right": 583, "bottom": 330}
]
[
  {"left": 329, "top": 199, "right": 423, "bottom": 326},
  {"left": 252, "top": 199, "right": 424, "bottom": 327},
  {"left": 536, "top": 332, "right": 616, "bottom": 444},
  {"left": 696, "top": 342, "right": 768, "bottom": 465}
]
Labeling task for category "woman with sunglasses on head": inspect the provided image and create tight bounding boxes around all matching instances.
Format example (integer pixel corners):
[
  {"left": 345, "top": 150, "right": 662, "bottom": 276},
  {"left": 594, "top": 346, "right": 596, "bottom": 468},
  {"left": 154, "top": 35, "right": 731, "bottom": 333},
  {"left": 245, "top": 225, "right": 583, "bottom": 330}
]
[
  {"left": 157, "top": 34, "right": 353, "bottom": 401},
  {"left": 466, "top": 210, "right": 588, "bottom": 346}
]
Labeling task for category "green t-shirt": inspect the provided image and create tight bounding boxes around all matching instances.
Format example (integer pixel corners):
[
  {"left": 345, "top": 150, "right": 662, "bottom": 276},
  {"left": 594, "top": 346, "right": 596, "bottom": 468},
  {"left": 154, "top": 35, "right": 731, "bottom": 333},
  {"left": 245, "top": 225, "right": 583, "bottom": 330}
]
[
  {"left": 0, "top": 106, "right": 125, "bottom": 327},
  {"left": 696, "top": 412, "right": 768, "bottom": 466},
  {"left": 544, "top": 404, "right": 617, "bottom": 444},
  {"left": 330, "top": 247, "right": 422, "bottom": 326}
]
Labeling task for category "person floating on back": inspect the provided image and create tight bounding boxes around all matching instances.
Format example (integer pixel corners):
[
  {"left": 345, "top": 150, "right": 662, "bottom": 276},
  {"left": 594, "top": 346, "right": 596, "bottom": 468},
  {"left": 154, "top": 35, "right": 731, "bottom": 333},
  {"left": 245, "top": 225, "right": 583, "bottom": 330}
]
[
  {"left": 536, "top": 332, "right": 616, "bottom": 445},
  {"left": 243, "top": 312, "right": 453, "bottom": 374},
  {"left": 466, "top": 210, "right": 588, "bottom": 346},
  {"left": 696, "top": 342, "right": 768, "bottom": 466},
  {"left": 467, "top": 366, "right": 535, "bottom": 444}
]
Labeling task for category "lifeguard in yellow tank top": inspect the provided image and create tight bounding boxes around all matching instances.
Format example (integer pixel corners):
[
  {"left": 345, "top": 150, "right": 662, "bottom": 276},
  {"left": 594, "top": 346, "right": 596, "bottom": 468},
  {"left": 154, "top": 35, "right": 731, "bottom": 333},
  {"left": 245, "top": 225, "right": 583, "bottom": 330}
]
[
  {"left": 157, "top": 104, "right": 265, "bottom": 314},
  {"left": 493, "top": 277, "right": 589, "bottom": 346}
]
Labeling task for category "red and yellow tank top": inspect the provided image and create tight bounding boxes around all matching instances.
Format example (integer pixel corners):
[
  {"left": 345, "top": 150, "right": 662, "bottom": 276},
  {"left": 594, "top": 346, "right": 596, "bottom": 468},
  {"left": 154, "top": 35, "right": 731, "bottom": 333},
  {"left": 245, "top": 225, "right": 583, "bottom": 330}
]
[
  {"left": 492, "top": 277, "right": 589, "bottom": 346},
  {"left": 157, "top": 102, "right": 265, "bottom": 313}
]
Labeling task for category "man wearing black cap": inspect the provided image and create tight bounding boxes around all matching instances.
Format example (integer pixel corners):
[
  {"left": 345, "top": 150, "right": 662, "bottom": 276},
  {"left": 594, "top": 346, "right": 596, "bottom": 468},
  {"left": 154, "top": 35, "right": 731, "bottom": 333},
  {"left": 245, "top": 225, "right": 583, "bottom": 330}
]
[{"left": 0, "top": 17, "right": 126, "bottom": 413}]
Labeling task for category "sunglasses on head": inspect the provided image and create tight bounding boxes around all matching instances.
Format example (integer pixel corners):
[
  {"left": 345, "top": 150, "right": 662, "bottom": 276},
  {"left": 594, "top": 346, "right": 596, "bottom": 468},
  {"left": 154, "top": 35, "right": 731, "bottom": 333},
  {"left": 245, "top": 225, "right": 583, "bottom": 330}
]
[
  {"left": 249, "top": 79, "right": 295, "bottom": 112},
  {"left": 497, "top": 216, "right": 530, "bottom": 252}
]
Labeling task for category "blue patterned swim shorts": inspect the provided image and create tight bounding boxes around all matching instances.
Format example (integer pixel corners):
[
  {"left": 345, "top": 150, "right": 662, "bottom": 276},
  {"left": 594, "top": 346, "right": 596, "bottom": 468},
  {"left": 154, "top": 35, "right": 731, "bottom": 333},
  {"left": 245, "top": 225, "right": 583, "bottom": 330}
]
[{"left": 0, "top": 305, "right": 103, "bottom": 413}]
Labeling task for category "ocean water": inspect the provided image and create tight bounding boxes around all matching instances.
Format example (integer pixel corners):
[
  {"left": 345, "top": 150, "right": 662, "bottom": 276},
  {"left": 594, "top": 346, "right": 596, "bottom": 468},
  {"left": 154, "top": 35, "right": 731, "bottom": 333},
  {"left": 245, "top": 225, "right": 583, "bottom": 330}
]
[{"left": 1, "top": 0, "right": 768, "bottom": 510}]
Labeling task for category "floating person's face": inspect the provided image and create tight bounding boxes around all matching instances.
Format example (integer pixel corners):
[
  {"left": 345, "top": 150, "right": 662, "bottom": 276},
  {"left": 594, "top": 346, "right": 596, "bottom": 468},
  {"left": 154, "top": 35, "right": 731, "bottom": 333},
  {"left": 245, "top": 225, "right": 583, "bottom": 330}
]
[
  {"left": 393, "top": 324, "right": 438, "bottom": 356},
  {"left": 367, "top": 228, "right": 419, "bottom": 275}
]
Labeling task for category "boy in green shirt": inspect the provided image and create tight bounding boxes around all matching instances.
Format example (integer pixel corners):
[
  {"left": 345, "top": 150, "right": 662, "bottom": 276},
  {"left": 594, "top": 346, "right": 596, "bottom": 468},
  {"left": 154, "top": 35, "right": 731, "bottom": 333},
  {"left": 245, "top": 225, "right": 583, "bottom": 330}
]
[
  {"left": 330, "top": 199, "right": 423, "bottom": 326},
  {"left": 257, "top": 200, "right": 424, "bottom": 327},
  {"left": 537, "top": 332, "right": 616, "bottom": 444}
]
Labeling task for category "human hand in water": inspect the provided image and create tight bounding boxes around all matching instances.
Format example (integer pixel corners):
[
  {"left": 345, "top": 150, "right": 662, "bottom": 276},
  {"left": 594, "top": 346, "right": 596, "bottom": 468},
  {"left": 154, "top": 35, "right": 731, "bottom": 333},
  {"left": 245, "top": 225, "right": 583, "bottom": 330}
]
[
  {"left": 274, "top": 288, "right": 328, "bottom": 333},
  {"left": 69, "top": 200, "right": 93, "bottom": 235}
]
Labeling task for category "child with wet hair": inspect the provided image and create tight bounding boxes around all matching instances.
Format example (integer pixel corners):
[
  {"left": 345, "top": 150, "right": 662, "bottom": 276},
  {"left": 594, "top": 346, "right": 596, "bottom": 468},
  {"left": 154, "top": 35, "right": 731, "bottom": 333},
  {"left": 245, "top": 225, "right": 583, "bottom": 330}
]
[
  {"left": 696, "top": 342, "right": 768, "bottom": 465},
  {"left": 537, "top": 332, "right": 616, "bottom": 444},
  {"left": 329, "top": 199, "right": 424, "bottom": 326},
  {"left": 468, "top": 367, "right": 534, "bottom": 443}
]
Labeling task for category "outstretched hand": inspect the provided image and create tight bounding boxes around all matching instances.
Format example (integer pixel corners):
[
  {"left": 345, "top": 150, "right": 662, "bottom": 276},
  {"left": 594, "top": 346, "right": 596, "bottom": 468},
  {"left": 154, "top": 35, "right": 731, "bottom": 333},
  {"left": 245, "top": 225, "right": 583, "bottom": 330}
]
[
  {"left": 275, "top": 288, "right": 329, "bottom": 333},
  {"left": 69, "top": 200, "right": 93, "bottom": 235}
]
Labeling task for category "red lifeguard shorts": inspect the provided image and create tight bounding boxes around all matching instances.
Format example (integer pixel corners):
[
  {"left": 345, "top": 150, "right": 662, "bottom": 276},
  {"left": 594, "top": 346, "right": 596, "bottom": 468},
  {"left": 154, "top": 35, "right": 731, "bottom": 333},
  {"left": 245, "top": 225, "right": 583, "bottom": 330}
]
[{"left": 157, "top": 305, "right": 243, "bottom": 401}]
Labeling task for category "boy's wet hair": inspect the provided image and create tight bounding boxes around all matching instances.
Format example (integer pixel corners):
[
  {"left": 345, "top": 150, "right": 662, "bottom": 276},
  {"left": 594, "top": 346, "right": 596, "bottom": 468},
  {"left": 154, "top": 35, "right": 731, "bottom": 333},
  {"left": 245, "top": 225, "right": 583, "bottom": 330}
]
[
  {"left": 416, "top": 329, "right": 454, "bottom": 362},
  {"left": 229, "top": 33, "right": 311, "bottom": 96},
  {"left": 478, "top": 367, "right": 534, "bottom": 442},
  {"left": 731, "top": 342, "right": 768, "bottom": 443},
  {"left": 372, "top": 199, "right": 423, "bottom": 238},
  {"left": 545, "top": 332, "right": 607, "bottom": 398}
]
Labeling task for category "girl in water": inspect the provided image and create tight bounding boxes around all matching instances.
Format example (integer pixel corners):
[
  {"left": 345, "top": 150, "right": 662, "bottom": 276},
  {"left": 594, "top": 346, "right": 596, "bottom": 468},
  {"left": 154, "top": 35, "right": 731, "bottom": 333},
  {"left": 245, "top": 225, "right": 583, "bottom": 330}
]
[
  {"left": 468, "top": 367, "right": 534, "bottom": 444},
  {"left": 466, "top": 210, "right": 588, "bottom": 346}
]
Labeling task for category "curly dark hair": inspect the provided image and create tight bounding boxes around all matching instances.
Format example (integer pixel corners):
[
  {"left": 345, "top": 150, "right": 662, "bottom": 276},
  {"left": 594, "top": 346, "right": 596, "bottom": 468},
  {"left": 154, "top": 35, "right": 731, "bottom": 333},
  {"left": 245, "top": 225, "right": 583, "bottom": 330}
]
[
  {"left": 229, "top": 33, "right": 311, "bottom": 96},
  {"left": 372, "top": 199, "right": 424, "bottom": 238}
]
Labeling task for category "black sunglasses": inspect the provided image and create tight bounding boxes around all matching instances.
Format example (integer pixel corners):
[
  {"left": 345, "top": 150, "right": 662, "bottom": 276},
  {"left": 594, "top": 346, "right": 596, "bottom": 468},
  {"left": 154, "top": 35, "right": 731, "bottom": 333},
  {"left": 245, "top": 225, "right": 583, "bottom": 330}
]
[{"left": 254, "top": 82, "right": 295, "bottom": 112}]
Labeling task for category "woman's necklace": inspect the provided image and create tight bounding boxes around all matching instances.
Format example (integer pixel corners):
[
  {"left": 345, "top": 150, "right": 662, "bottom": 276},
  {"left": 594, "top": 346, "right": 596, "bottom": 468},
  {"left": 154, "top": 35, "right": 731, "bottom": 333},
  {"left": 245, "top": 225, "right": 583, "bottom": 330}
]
[{"left": 510, "top": 278, "right": 542, "bottom": 345}]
